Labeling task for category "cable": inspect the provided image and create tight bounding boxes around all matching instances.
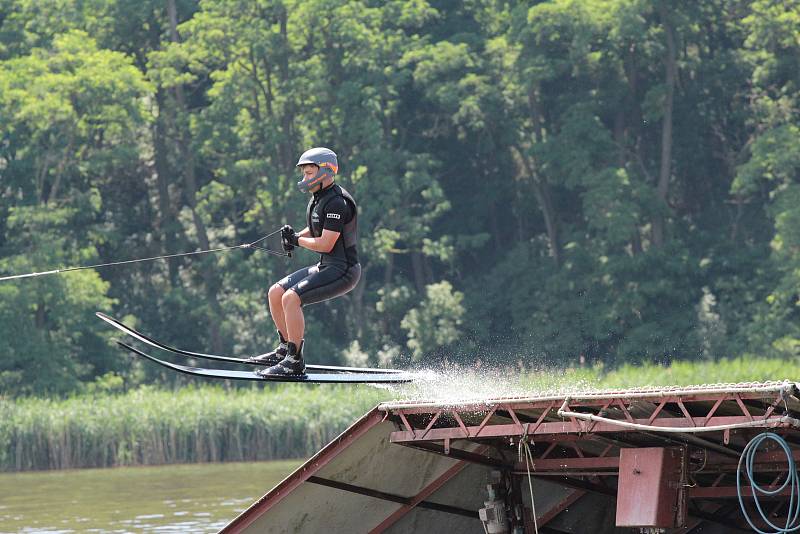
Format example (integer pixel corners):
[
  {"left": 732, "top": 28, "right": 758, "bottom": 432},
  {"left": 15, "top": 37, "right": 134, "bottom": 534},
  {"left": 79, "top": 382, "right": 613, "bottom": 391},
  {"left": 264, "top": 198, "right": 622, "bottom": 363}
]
[
  {"left": 518, "top": 424, "right": 539, "bottom": 534},
  {"left": 0, "top": 228, "right": 288, "bottom": 282},
  {"left": 737, "top": 432, "right": 800, "bottom": 534},
  {"left": 557, "top": 399, "right": 800, "bottom": 433}
]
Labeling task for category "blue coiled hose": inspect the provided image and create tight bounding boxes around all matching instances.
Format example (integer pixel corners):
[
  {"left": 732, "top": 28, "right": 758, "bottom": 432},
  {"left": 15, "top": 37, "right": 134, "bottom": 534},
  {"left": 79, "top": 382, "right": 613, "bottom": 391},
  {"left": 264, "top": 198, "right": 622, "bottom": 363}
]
[{"left": 737, "top": 432, "right": 800, "bottom": 533}]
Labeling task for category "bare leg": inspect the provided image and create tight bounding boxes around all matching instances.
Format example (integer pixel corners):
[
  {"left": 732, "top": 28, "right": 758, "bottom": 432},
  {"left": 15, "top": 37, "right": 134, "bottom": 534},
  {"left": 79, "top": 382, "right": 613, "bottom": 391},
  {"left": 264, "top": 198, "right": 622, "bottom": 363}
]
[
  {"left": 268, "top": 283, "right": 288, "bottom": 339},
  {"left": 281, "top": 290, "right": 305, "bottom": 347}
]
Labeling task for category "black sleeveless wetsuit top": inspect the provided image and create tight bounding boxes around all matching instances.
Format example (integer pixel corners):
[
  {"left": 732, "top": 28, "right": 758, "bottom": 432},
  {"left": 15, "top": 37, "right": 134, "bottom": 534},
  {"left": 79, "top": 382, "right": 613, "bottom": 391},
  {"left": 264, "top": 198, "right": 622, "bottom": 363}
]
[{"left": 306, "top": 183, "right": 358, "bottom": 268}]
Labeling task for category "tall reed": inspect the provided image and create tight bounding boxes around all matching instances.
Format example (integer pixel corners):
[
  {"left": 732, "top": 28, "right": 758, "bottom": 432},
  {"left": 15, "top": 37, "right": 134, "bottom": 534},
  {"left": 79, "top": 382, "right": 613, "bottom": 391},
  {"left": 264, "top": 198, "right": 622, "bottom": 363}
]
[{"left": 0, "top": 384, "right": 385, "bottom": 472}]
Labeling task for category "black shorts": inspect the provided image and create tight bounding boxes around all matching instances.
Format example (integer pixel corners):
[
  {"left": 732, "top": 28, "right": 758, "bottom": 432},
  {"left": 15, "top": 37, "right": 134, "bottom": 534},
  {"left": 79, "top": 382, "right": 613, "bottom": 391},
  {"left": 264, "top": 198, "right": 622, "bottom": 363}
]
[{"left": 277, "top": 263, "right": 361, "bottom": 306}]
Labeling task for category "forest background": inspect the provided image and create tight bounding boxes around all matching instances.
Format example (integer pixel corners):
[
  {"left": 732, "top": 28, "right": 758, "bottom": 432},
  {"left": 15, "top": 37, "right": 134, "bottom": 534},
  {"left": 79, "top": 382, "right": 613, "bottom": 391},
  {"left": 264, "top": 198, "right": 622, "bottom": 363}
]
[{"left": 1, "top": 0, "right": 799, "bottom": 397}]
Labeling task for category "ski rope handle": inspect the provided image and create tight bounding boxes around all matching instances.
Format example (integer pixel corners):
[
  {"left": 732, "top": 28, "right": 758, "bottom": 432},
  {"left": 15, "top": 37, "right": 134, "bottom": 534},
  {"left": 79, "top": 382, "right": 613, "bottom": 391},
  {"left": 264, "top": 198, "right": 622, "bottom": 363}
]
[{"left": 0, "top": 228, "right": 289, "bottom": 282}]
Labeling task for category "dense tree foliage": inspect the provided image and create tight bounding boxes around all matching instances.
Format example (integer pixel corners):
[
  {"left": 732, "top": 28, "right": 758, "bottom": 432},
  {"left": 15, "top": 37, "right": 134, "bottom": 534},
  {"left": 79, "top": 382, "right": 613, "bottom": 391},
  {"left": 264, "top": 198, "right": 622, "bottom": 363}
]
[{"left": 1, "top": 0, "right": 798, "bottom": 395}]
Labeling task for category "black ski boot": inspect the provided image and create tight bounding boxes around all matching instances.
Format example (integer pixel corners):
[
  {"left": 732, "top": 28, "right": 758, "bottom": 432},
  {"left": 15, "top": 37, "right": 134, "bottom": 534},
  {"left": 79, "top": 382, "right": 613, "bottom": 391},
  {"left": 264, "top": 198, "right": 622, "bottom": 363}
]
[
  {"left": 257, "top": 340, "right": 306, "bottom": 377},
  {"left": 247, "top": 331, "right": 288, "bottom": 365}
]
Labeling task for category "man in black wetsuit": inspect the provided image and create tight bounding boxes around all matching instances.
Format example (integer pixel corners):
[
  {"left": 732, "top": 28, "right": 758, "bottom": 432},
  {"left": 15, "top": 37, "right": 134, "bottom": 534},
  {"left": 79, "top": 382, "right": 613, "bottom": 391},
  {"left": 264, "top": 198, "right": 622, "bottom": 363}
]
[{"left": 250, "top": 147, "right": 360, "bottom": 377}]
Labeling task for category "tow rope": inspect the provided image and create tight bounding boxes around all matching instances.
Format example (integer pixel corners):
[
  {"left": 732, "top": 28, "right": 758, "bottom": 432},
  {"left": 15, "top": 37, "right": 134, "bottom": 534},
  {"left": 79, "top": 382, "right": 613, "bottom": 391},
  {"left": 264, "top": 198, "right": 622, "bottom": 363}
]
[{"left": 0, "top": 228, "right": 288, "bottom": 282}]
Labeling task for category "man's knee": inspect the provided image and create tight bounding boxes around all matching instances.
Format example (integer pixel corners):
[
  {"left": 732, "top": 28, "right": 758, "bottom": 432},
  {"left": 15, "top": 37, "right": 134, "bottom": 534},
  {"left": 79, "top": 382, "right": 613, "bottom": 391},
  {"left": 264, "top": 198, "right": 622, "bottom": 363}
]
[
  {"left": 281, "top": 289, "right": 301, "bottom": 309},
  {"left": 268, "top": 283, "right": 284, "bottom": 301}
]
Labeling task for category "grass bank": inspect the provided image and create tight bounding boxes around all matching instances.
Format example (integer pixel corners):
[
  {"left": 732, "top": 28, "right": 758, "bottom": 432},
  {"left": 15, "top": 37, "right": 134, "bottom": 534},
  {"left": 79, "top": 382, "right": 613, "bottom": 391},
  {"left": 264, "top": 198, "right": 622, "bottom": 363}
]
[{"left": 1, "top": 356, "right": 795, "bottom": 472}]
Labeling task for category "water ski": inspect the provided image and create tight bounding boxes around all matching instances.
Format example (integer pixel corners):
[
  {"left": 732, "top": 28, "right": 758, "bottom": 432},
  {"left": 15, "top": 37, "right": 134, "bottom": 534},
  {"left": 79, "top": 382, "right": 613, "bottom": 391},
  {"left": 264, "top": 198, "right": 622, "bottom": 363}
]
[
  {"left": 117, "top": 342, "right": 413, "bottom": 384},
  {"left": 96, "top": 312, "right": 406, "bottom": 375}
]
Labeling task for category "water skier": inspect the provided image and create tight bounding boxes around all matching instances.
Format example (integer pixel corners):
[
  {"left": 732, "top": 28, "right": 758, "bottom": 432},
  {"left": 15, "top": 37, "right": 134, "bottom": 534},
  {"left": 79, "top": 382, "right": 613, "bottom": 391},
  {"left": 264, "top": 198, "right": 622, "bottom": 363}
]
[{"left": 249, "top": 147, "right": 360, "bottom": 377}]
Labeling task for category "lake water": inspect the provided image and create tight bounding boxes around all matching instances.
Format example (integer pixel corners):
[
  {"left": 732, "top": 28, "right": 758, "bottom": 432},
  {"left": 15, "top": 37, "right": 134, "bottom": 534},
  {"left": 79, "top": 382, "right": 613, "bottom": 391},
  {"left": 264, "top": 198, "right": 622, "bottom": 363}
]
[{"left": 0, "top": 460, "right": 301, "bottom": 533}]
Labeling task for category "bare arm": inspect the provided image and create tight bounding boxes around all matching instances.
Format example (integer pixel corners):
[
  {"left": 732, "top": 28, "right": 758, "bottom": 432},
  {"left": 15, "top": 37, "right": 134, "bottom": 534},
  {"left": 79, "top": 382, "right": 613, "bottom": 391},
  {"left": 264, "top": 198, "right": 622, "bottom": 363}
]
[{"left": 298, "top": 229, "right": 340, "bottom": 253}]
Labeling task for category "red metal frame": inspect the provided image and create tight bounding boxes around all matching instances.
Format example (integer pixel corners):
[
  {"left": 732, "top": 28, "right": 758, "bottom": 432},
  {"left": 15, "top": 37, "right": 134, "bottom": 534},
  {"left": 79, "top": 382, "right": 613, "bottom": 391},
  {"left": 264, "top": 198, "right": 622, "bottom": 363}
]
[
  {"left": 387, "top": 391, "right": 792, "bottom": 442},
  {"left": 380, "top": 387, "right": 800, "bottom": 521}
]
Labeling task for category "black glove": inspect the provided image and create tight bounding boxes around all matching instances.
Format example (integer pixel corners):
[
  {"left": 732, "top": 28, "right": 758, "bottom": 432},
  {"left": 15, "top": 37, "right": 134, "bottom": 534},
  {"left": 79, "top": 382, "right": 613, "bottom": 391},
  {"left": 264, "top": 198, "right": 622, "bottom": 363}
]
[{"left": 281, "top": 224, "right": 299, "bottom": 252}]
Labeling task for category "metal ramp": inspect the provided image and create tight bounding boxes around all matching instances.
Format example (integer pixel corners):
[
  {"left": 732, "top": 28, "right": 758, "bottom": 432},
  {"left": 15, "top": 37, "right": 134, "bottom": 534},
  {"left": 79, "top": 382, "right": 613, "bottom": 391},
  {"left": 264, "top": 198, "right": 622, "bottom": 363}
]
[{"left": 222, "top": 380, "right": 800, "bottom": 533}]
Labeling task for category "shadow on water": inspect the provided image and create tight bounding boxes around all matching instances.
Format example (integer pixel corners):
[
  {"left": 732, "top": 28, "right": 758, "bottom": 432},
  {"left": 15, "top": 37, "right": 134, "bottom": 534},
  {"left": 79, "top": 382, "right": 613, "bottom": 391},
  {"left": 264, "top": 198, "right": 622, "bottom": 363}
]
[{"left": 0, "top": 459, "right": 301, "bottom": 533}]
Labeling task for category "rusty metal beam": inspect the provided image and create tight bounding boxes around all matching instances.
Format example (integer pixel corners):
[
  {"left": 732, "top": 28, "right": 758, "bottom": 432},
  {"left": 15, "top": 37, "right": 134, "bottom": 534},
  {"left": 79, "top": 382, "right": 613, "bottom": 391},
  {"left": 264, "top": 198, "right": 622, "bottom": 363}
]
[
  {"left": 527, "top": 475, "right": 617, "bottom": 497},
  {"left": 521, "top": 456, "right": 620, "bottom": 472},
  {"left": 306, "top": 476, "right": 477, "bottom": 519},
  {"left": 399, "top": 441, "right": 512, "bottom": 470},
  {"left": 519, "top": 471, "right": 619, "bottom": 477},
  {"left": 642, "top": 430, "right": 741, "bottom": 458},
  {"left": 390, "top": 415, "right": 791, "bottom": 443},
  {"left": 709, "top": 447, "right": 800, "bottom": 467},
  {"left": 690, "top": 485, "right": 800, "bottom": 499}
]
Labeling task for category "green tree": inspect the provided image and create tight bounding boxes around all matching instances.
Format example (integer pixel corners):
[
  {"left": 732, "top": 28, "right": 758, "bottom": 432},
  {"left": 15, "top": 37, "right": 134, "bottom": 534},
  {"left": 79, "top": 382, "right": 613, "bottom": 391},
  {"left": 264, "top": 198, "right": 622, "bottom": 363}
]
[
  {"left": 732, "top": 0, "right": 800, "bottom": 357},
  {"left": 0, "top": 30, "right": 150, "bottom": 394},
  {"left": 401, "top": 280, "right": 465, "bottom": 360},
  {"left": 1, "top": 0, "right": 798, "bottom": 395}
]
